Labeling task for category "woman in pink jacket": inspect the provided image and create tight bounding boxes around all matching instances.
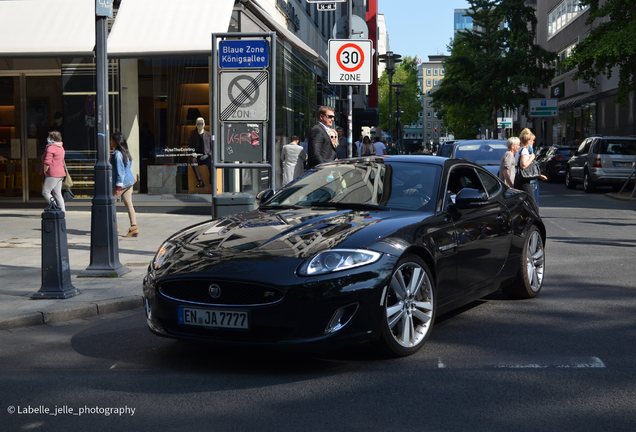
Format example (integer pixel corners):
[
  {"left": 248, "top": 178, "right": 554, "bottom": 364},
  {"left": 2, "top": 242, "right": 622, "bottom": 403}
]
[{"left": 40, "top": 130, "right": 66, "bottom": 212}]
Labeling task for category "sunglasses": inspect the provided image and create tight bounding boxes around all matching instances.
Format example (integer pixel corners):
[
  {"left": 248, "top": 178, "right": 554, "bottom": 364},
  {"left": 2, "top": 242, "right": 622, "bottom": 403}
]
[
  {"left": 330, "top": 135, "right": 337, "bottom": 139},
  {"left": 324, "top": 115, "right": 335, "bottom": 119}
]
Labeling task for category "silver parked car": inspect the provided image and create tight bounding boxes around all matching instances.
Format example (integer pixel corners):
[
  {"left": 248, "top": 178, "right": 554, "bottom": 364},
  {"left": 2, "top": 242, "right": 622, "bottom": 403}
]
[{"left": 565, "top": 136, "right": 636, "bottom": 192}]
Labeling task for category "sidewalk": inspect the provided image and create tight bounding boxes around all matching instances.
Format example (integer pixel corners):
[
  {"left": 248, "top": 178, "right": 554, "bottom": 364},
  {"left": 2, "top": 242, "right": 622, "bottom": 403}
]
[{"left": 0, "top": 208, "right": 211, "bottom": 331}]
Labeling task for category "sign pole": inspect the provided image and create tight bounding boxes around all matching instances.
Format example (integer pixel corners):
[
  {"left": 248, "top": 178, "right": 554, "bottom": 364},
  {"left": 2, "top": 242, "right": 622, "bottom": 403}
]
[
  {"left": 347, "top": 0, "right": 353, "bottom": 158},
  {"left": 82, "top": 0, "right": 128, "bottom": 277}
]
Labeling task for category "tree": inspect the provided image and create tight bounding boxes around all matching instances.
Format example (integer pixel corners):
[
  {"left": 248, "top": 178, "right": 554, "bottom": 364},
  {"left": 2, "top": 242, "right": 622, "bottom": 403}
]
[
  {"left": 432, "top": 0, "right": 556, "bottom": 135},
  {"left": 564, "top": 0, "right": 636, "bottom": 105},
  {"left": 378, "top": 56, "right": 420, "bottom": 137}
]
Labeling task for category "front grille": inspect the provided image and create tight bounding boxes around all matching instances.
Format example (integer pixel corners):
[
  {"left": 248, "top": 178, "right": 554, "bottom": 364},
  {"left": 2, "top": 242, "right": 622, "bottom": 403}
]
[
  {"left": 158, "top": 279, "right": 284, "bottom": 306},
  {"left": 161, "top": 319, "right": 293, "bottom": 342}
]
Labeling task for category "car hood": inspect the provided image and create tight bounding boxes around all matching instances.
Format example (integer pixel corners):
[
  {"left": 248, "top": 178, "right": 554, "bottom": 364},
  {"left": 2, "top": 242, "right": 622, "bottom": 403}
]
[{"left": 155, "top": 207, "right": 431, "bottom": 276}]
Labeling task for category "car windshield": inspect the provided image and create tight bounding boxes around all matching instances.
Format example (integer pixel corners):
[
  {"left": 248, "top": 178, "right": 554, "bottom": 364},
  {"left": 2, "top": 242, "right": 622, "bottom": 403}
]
[
  {"left": 266, "top": 161, "right": 441, "bottom": 211},
  {"left": 453, "top": 142, "right": 508, "bottom": 166},
  {"left": 598, "top": 139, "right": 636, "bottom": 156}
]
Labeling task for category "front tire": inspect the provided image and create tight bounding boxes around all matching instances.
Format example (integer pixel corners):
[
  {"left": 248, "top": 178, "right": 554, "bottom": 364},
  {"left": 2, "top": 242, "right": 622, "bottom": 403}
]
[
  {"left": 583, "top": 170, "right": 596, "bottom": 193},
  {"left": 565, "top": 169, "right": 577, "bottom": 189},
  {"left": 379, "top": 255, "right": 435, "bottom": 357},
  {"left": 503, "top": 226, "right": 545, "bottom": 299}
]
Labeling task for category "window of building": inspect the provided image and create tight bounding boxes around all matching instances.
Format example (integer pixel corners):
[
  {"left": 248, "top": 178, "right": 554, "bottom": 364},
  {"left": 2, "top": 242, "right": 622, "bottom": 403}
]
[
  {"left": 551, "top": 43, "right": 576, "bottom": 77},
  {"left": 427, "top": 132, "right": 432, "bottom": 139},
  {"left": 427, "top": 121, "right": 432, "bottom": 129},
  {"left": 440, "top": 68, "right": 445, "bottom": 75},
  {"left": 434, "top": 122, "right": 438, "bottom": 128},
  {"left": 434, "top": 112, "right": 438, "bottom": 118},
  {"left": 433, "top": 69, "right": 438, "bottom": 76},
  {"left": 426, "top": 79, "right": 431, "bottom": 86},
  {"left": 427, "top": 111, "right": 432, "bottom": 118},
  {"left": 426, "top": 69, "right": 431, "bottom": 76},
  {"left": 548, "top": 0, "right": 589, "bottom": 39},
  {"left": 427, "top": 101, "right": 432, "bottom": 107},
  {"left": 433, "top": 79, "right": 438, "bottom": 86}
]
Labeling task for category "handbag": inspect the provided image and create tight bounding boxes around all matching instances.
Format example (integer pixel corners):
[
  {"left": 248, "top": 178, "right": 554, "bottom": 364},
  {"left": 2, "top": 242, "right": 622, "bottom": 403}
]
[
  {"left": 62, "top": 161, "right": 74, "bottom": 190},
  {"left": 518, "top": 160, "right": 541, "bottom": 181},
  {"left": 62, "top": 188, "right": 75, "bottom": 201}
]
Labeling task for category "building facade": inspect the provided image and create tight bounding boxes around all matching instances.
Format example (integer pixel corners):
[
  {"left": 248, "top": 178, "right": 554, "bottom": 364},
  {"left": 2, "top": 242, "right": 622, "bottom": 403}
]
[
  {"left": 532, "top": 0, "right": 635, "bottom": 146},
  {"left": 0, "top": 0, "right": 377, "bottom": 210},
  {"left": 419, "top": 55, "right": 446, "bottom": 150}
]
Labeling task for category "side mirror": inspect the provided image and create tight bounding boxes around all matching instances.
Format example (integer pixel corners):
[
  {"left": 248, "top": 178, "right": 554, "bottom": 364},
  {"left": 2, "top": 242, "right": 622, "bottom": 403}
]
[
  {"left": 452, "top": 188, "right": 487, "bottom": 209},
  {"left": 255, "top": 189, "right": 275, "bottom": 207}
]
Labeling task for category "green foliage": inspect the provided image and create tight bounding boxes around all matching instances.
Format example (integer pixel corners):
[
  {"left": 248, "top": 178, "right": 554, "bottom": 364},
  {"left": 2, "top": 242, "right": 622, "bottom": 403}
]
[
  {"left": 378, "top": 56, "right": 421, "bottom": 134},
  {"left": 564, "top": 0, "right": 636, "bottom": 105},
  {"left": 432, "top": 0, "right": 556, "bottom": 135}
]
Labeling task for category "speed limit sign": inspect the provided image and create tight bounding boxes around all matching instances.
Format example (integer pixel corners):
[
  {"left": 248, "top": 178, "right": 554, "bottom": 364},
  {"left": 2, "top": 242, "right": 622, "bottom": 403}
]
[{"left": 328, "top": 39, "right": 373, "bottom": 85}]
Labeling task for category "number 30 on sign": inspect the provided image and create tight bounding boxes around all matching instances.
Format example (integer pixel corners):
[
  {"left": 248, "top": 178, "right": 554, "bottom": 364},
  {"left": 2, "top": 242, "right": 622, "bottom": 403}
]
[{"left": 328, "top": 39, "right": 373, "bottom": 85}]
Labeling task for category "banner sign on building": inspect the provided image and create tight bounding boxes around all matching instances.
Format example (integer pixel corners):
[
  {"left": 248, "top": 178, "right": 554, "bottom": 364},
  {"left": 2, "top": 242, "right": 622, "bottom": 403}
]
[{"left": 219, "top": 40, "right": 269, "bottom": 69}]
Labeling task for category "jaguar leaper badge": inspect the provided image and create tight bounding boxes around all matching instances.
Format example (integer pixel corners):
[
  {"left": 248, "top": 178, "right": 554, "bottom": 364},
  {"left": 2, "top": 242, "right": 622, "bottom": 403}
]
[{"left": 208, "top": 284, "right": 221, "bottom": 299}]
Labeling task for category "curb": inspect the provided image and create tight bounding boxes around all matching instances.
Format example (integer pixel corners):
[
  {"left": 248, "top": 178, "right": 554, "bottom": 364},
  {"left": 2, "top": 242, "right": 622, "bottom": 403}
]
[{"left": 0, "top": 295, "right": 144, "bottom": 331}]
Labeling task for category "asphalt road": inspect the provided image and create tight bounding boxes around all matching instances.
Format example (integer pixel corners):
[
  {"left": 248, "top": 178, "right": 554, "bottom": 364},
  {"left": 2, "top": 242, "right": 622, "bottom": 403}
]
[{"left": 1, "top": 181, "right": 635, "bottom": 432}]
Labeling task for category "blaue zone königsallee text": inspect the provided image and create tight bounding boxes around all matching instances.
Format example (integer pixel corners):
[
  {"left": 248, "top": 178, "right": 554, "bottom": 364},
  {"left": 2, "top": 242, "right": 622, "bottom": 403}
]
[{"left": 219, "top": 40, "right": 269, "bottom": 68}]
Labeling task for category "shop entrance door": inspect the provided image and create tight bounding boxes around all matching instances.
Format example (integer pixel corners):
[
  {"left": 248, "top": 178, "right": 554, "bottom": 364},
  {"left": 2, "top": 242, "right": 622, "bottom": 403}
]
[{"left": 0, "top": 74, "right": 62, "bottom": 203}]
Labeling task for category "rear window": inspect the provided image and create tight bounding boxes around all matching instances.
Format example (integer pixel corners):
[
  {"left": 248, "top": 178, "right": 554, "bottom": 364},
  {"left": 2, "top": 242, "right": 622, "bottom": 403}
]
[
  {"left": 556, "top": 148, "right": 576, "bottom": 157},
  {"left": 598, "top": 139, "right": 636, "bottom": 156}
]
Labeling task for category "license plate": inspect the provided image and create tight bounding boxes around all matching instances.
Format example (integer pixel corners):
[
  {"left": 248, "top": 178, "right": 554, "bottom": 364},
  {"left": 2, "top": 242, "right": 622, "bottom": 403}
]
[
  {"left": 178, "top": 307, "right": 249, "bottom": 329},
  {"left": 614, "top": 162, "right": 631, "bottom": 167}
]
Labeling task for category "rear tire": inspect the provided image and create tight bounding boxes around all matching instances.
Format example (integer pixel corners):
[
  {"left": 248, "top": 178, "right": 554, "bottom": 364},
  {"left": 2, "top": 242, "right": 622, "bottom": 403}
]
[
  {"left": 502, "top": 226, "right": 545, "bottom": 299},
  {"left": 565, "top": 169, "right": 577, "bottom": 189},
  {"left": 583, "top": 170, "right": 596, "bottom": 193}
]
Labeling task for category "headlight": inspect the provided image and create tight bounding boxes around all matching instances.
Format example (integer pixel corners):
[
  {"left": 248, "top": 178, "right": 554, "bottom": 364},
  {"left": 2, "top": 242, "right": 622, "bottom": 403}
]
[
  {"left": 298, "top": 249, "right": 382, "bottom": 276},
  {"left": 152, "top": 242, "right": 177, "bottom": 270}
]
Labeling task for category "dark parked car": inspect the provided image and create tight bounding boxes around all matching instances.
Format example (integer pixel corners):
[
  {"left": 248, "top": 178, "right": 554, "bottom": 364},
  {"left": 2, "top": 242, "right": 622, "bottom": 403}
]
[
  {"left": 437, "top": 140, "right": 458, "bottom": 157},
  {"left": 448, "top": 139, "right": 540, "bottom": 206},
  {"left": 144, "top": 156, "right": 546, "bottom": 357},
  {"left": 538, "top": 146, "right": 577, "bottom": 182},
  {"left": 565, "top": 136, "right": 636, "bottom": 192}
]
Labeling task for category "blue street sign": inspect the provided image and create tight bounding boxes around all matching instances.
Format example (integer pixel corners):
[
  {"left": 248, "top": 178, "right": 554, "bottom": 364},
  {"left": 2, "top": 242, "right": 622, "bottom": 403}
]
[{"left": 219, "top": 40, "right": 269, "bottom": 68}]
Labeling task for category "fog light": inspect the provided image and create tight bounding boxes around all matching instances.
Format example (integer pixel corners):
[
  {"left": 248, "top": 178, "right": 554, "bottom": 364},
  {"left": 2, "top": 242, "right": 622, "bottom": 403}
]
[{"left": 325, "top": 303, "right": 359, "bottom": 334}]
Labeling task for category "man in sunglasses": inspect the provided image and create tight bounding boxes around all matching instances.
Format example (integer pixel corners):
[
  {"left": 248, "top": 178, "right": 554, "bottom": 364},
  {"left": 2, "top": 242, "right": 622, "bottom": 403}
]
[{"left": 307, "top": 106, "right": 337, "bottom": 168}]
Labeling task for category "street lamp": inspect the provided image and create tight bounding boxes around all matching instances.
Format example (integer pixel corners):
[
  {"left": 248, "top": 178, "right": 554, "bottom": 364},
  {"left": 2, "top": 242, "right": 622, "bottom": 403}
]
[
  {"left": 393, "top": 83, "right": 404, "bottom": 153},
  {"left": 378, "top": 51, "right": 402, "bottom": 145}
]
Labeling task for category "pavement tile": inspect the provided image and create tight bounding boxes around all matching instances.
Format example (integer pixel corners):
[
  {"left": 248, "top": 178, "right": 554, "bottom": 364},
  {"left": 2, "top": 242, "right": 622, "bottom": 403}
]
[{"left": 0, "top": 209, "right": 210, "bottom": 330}]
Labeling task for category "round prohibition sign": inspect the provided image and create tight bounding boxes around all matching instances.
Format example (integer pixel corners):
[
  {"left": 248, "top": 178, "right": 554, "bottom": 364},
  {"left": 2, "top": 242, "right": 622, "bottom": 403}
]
[
  {"left": 336, "top": 43, "right": 365, "bottom": 73},
  {"left": 228, "top": 75, "right": 260, "bottom": 108}
]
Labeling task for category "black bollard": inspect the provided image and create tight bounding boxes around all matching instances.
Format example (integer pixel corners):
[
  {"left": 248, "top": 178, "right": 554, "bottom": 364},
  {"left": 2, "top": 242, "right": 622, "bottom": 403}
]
[{"left": 31, "top": 198, "right": 81, "bottom": 299}]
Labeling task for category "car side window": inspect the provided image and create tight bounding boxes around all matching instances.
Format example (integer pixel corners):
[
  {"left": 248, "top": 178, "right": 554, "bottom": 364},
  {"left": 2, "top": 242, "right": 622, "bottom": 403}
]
[
  {"left": 476, "top": 167, "right": 501, "bottom": 198},
  {"left": 581, "top": 139, "right": 592, "bottom": 154},
  {"left": 445, "top": 166, "right": 485, "bottom": 206}
]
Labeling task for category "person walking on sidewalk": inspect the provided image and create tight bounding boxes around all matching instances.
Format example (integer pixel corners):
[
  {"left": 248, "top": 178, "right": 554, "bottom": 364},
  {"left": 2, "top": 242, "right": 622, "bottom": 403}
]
[
  {"left": 281, "top": 135, "right": 307, "bottom": 186},
  {"left": 40, "top": 130, "right": 66, "bottom": 212},
  {"left": 110, "top": 131, "right": 138, "bottom": 237}
]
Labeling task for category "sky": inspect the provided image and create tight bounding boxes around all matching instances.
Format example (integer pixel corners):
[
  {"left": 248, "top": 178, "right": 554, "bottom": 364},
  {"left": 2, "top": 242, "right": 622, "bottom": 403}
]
[{"left": 378, "top": 0, "right": 471, "bottom": 61}]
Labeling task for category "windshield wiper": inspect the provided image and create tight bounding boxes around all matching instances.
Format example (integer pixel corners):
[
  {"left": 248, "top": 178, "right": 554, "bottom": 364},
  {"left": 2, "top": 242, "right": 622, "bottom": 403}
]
[
  {"left": 258, "top": 204, "right": 305, "bottom": 210},
  {"left": 311, "top": 202, "right": 385, "bottom": 210}
]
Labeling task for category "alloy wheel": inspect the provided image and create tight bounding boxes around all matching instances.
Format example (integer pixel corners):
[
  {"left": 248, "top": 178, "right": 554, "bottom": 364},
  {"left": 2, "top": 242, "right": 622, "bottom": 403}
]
[
  {"left": 385, "top": 260, "right": 434, "bottom": 348},
  {"left": 525, "top": 230, "right": 545, "bottom": 293}
]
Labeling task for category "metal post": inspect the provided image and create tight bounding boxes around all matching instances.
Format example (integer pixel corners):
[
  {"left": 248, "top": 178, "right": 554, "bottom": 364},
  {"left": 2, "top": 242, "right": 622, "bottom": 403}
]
[
  {"left": 32, "top": 199, "right": 81, "bottom": 299},
  {"left": 388, "top": 68, "right": 393, "bottom": 146},
  {"left": 81, "top": 4, "right": 129, "bottom": 277},
  {"left": 347, "top": 0, "right": 353, "bottom": 158}
]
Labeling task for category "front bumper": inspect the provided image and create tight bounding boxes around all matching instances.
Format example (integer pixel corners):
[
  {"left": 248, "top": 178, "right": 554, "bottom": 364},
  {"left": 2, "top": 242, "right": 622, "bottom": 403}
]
[{"left": 143, "top": 255, "right": 397, "bottom": 350}]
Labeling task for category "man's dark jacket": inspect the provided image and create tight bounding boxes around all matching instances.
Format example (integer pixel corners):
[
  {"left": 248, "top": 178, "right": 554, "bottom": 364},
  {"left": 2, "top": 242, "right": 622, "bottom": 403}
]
[{"left": 307, "top": 123, "right": 336, "bottom": 168}]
